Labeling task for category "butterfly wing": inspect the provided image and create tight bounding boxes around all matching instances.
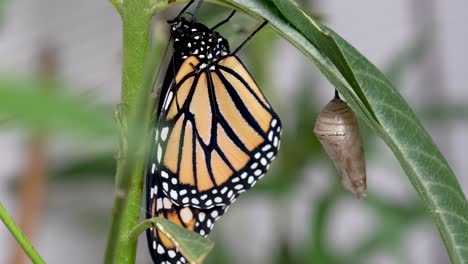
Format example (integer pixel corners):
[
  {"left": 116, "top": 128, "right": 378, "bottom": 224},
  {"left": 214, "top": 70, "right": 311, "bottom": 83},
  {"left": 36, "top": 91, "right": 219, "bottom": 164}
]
[
  {"left": 151, "top": 55, "right": 281, "bottom": 208},
  {"left": 146, "top": 171, "right": 226, "bottom": 263}
]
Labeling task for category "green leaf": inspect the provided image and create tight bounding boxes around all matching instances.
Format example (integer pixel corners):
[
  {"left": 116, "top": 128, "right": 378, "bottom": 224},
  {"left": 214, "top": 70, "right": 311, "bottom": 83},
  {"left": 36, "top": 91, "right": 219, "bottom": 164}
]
[
  {"left": 0, "top": 75, "right": 115, "bottom": 139},
  {"left": 219, "top": 0, "right": 468, "bottom": 262},
  {"left": 129, "top": 218, "right": 214, "bottom": 264}
]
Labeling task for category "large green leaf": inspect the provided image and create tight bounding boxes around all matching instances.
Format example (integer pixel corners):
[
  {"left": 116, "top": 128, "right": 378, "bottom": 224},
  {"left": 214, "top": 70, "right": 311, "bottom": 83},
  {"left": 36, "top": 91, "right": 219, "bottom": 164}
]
[
  {"left": 216, "top": 0, "right": 468, "bottom": 262},
  {"left": 0, "top": 75, "right": 115, "bottom": 139}
]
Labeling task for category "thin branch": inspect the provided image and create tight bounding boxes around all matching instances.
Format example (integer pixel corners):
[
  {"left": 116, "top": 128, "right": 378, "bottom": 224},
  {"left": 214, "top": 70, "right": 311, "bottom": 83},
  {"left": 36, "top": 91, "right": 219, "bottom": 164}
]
[{"left": 0, "top": 202, "right": 45, "bottom": 264}]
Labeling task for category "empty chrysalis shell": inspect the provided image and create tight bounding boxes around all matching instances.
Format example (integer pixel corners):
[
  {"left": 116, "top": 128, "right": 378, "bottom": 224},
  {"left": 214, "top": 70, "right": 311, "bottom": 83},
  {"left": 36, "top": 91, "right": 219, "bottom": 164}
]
[{"left": 314, "top": 95, "right": 367, "bottom": 198}]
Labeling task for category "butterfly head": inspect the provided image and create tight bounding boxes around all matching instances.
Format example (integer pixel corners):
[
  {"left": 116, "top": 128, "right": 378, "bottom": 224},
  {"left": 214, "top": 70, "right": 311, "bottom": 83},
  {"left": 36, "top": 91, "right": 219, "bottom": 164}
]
[{"left": 169, "top": 17, "right": 230, "bottom": 64}]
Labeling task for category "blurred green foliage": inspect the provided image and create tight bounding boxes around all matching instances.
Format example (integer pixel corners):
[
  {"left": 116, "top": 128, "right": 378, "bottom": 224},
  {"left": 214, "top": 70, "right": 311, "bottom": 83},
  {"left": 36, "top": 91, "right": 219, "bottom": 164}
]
[{"left": 0, "top": 0, "right": 7, "bottom": 26}]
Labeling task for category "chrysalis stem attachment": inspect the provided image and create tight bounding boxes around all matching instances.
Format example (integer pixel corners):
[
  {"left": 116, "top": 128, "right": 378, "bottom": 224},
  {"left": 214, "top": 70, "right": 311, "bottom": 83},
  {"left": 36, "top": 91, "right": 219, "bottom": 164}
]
[{"left": 334, "top": 89, "right": 340, "bottom": 100}]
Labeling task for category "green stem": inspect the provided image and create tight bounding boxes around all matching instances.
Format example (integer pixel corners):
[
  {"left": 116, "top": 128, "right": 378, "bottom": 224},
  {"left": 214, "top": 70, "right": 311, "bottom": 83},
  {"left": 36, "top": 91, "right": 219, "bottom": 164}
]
[
  {"left": 104, "top": 1, "right": 153, "bottom": 263},
  {"left": 120, "top": 6, "right": 153, "bottom": 113},
  {"left": 0, "top": 202, "right": 45, "bottom": 264},
  {"left": 128, "top": 218, "right": 159, "bottom": 243}
]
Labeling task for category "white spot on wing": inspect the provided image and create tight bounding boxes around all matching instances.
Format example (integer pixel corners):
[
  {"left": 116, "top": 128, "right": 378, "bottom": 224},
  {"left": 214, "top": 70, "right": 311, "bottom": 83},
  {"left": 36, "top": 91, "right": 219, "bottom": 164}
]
[
  {"left": 211, "top": 210, "right": 218, "bottom": 218},
  {"left": 199, "top": 212, "right": 206, "bottom": 222},
  {"left": 157, "top": 244, "right": 165, "bottom": 254},
  {"left": 262, "top": 145, "right": 272, "bottom": 152},
  {"left": 163, "top": 92, "right": 173, "bottom": 111},
  {"left": 170, "top": 190, "right": 178, "bottom": 200},
  {"left": 168, "top": 250, "right": 176, "bottom": 258},
  {"left": 156, "top": 198, "right": 163, "bottom": 211},
  {"left": 161, "top": 127, "right": 169, "bottom": 141},
  {"left": 248, "top": 176, "right": 254, "bottom": 184},
  {"left": 180, "top": 208, "right": 193, "bottom": 223},
  {"left": 271, "top": 119, "right": 277, "bottom": 127},
  {"left": 163, "top": 198, "right": 172, "bottom": 209},
  {"left": 157, "top": 144, "right": 163, "bottom": 163}
]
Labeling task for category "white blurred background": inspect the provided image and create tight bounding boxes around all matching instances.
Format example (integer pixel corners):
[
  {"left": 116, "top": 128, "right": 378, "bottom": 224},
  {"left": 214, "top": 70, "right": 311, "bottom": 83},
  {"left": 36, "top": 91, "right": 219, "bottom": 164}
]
[{"left": 0, "top": 0, "right": 467, "bottom": 263}]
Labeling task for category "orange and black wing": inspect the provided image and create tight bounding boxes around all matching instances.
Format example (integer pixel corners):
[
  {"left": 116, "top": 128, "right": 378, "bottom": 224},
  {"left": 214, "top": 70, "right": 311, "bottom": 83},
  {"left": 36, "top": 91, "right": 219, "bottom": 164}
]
[
  {"left": 150, "top": 55, "right": 281, "bottom": 209},
  {"left": 146, "top": 177, "right": 227, "bottom": 264}
]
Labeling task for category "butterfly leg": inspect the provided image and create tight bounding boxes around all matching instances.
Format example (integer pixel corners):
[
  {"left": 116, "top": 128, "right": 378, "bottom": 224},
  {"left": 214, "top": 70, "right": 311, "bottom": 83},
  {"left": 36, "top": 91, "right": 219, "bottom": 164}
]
[
  {"left": 176, "top": 0, "right": 195, "bottom": 19},
  {"left": 211, "top": 10, "right": 237, "bottom": 30},
  {"left": 191, "top": 0, "right": 204, "bottom": 21},
  {"left": 232, "top": 20, "right": 268, "bottom": 55}
]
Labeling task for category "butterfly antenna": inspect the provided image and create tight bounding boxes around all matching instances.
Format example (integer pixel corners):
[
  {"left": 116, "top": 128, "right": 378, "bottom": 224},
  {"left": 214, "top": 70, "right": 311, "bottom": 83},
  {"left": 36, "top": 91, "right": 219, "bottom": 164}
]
[
  {"left": 192, "top": 0, "right": 204, "bottom": 21},
  {"left": 232, "top": 20, "right": 268, "bottom": 55},
  {"left": 211, "top": 10, "right": 236, "bottom": 30}
]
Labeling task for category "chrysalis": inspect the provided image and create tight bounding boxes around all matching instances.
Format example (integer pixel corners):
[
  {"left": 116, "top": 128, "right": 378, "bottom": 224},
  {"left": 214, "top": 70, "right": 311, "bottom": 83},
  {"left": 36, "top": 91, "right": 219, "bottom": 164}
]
[{"left": 314, "top": 91, "right": 367, "bottom": 198}]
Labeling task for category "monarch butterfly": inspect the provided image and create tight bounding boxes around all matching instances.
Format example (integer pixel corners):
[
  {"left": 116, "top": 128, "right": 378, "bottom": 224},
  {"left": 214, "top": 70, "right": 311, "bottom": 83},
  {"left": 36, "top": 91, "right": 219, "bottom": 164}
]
[
  {"left": 313, "top": 91, "right": 366, "bottom": 198},
  {"left": 146, "top": 1, "right": 282, "bottom": 263}
]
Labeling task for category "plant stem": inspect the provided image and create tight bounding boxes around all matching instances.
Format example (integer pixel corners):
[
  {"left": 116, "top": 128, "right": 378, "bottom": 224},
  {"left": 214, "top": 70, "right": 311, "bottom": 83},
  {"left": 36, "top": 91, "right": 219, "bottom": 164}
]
[
  {"left": 104, "top": 1, "right": 153, "bottom": 263},
  {"left": 0, "top": 202, "right": 45, "bottom": 264},
  {"left": 128, "top": 218, "right": 159, "bottom": 243},
  {"left": 120, "top": 5, "right": 153, "bottom": 114}
]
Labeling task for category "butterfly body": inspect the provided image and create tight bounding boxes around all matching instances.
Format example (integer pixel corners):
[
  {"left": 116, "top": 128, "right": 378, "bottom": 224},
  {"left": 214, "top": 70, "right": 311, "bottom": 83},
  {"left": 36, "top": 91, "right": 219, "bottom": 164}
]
[{"left": 169, "top": 17, "right": 230, "bottom": 65}]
